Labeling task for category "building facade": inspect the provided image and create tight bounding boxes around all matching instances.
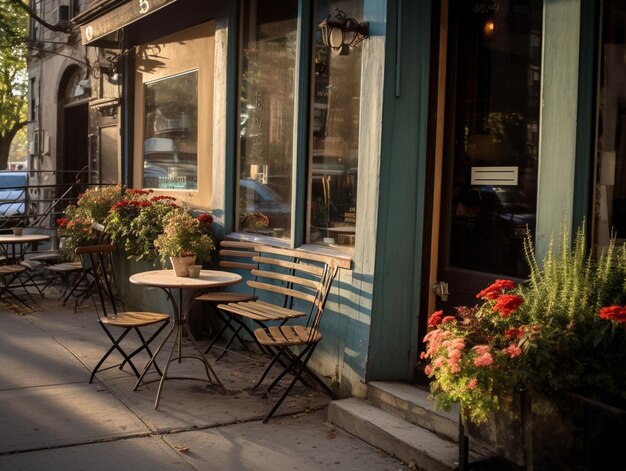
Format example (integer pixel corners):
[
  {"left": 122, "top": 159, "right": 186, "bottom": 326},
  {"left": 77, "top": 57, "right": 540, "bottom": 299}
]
[{"left": 28, "top": 0, "right": 625, "bottom": 398}]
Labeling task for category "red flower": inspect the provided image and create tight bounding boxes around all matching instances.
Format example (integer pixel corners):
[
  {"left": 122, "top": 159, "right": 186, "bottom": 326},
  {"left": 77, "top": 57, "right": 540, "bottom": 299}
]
[
  {"left": 493, "top": 294, "right": 524, "bottom": 318},
  {"left": 427, "top": 310, "right": 444, "bottom": 327},
  {"left": 150, "top": 195, "right": 177, "bottom": 203},
  {"left": 442, "top": 316, "right": 457, "bottom": 324},
  {"left": 599, "top": 306, "right": 626, "bottom": 324},
  {"left": 476, "top": 279, "right": 516, "bottom": 300},
  {"left": 56, "top": 217, "right": 68, "bottom": 228},
  {"left": 197, "top": 213, "right": 214, "bottom": 226},
  {"left": 505, "top": 327, "right": 524, "bottom": 339}
]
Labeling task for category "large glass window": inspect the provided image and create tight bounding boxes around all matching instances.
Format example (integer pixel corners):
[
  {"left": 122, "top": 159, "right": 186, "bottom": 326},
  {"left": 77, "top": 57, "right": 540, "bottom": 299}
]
[
  {"left": 143, "top": 71, "right": 198, "bottom": 190},
  {"left": 237, "top": 0, "right": 298, "bottom": 238},
  {"left": 594, "top": 0, "right": 626, "bottom": 249},
  {"left": 308, "top": 1, "right": 362, "bottom": 248},
  {"left": 134, "top": 21, "right": 214, "bottom": 210}
]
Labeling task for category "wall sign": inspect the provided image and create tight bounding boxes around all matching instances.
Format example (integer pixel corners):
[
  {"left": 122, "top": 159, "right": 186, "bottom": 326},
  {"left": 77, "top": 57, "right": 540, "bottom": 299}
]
[
  {"left": 470, "top": 166, "right": 518, "bottom": 186},
  {"left": 80, "top": 0, "right": 177, "bottom": 45}
]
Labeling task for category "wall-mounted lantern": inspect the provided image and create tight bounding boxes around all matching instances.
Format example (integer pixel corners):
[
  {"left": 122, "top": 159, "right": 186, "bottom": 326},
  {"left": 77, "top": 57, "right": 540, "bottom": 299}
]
[{"left": 318, "top": 9, "right": 369, "bottom": 55}]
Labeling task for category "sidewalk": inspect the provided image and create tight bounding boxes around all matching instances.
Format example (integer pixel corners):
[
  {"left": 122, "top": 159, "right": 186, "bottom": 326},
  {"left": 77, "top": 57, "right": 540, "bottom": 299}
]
[{"left": 0, "top": 292, "right": 409, "bottom": 471}]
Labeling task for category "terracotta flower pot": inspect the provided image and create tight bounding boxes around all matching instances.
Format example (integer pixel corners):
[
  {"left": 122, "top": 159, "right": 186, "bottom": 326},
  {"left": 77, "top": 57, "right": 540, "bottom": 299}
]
[{"left": 170, "top": 255, "right": 196, "bottom": 277}]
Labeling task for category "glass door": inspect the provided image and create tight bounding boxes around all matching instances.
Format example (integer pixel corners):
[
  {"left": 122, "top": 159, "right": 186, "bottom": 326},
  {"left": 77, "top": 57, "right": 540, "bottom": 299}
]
[{"left": 436, "top": 0, "right": 543, "bottom": 308}]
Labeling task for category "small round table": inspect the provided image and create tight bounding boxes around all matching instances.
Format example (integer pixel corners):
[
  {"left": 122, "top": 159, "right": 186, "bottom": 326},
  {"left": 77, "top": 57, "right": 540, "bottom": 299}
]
[
  {"left": 129, "top": 269, "right": 242, "bottom": 409},
  {"left": 0, "top": 234, "right": 50, "bottom": 263}
]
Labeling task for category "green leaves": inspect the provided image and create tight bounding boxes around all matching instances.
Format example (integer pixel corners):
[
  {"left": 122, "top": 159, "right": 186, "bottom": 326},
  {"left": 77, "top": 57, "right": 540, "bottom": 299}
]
[{"left": 0, "top": 0, "right": 28, "bottom": 168}]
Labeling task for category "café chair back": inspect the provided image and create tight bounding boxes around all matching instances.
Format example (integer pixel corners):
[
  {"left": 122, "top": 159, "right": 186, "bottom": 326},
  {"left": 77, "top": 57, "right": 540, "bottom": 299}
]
[
  {"left": 195, "top": 240, "right": 265, "bottom": 358},
  {"left": 217, "top": 246, "right": 339, "bottom": 422},
  {"left": 75, "top": 244, "right": 170, "bottom": 383}
]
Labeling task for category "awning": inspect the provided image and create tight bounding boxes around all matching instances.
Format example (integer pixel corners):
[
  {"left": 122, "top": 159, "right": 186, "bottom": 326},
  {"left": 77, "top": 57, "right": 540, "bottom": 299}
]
[{"left": 75, "top": 0, "right": 178, "bottom": 46}]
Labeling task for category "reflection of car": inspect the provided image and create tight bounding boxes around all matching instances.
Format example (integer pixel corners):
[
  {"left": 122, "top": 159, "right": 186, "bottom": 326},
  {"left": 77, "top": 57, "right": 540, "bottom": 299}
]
[
  {"left": 239, "top": 179, "right": 290, "bottom": 229},
  {"left": 455, "top": 185, "right": 535, "bottom": 237},
  {"left": 0, "top": 172, "right": 29, "bottom": 228},
  {"left": 452, "top": 185, "right": 536, "bottom": 277}
]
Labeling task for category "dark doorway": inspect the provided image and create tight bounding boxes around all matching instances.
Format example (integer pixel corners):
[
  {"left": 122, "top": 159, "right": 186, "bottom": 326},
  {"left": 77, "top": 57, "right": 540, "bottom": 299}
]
[{"left": 61, "top": 103, "right": 89, "bottom": 187}]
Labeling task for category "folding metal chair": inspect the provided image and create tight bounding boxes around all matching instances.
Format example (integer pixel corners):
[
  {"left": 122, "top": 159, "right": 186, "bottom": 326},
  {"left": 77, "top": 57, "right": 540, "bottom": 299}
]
[
  {"left": 195, "top": 240, "right": 265, "bottom": 359},
  {"left": 75, "top": 244, "right": 170, "bottom": 383},
  {"left": 217, "top": 246, "right": 339, "bottom": 422},
  {"left": 0, "top": 263, "right": 30, "bottom": 308}
]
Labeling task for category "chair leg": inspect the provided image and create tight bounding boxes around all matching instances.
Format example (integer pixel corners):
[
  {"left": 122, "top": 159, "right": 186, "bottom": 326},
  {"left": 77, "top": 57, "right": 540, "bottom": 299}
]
[
  {"left": 134, "top": 324, "right": 176, "bottom": 390},
  {"left": 263, "top": 344, "right": 317, "bottom": 423},
  {"left": 120, "top": 324, "right": 169, "bottom": 377},
  {"left": 90, "top": 326, "right": 139, "bottom": 383},
  {"left": 252, "top": 347, "right": 287, "bottom": 390},
  {"left": 204, "top": 308, "right": 246, "bottom": 355}
]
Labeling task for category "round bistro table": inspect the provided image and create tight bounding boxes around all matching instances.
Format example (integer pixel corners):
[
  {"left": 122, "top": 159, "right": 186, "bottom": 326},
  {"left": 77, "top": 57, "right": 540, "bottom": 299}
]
[{"left": 129, "top": 269, "right": 242, "bottom": 409}]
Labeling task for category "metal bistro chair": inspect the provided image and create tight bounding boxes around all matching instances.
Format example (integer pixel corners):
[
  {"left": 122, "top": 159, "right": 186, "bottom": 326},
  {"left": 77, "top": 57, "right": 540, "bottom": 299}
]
[
  {"left": 217, "top": 246, "right": 339, "bottom": 422},
  {"left": 195, "top": 240, "right": 266, "bottom": 359},
  {"left": 0, "top": 263, "right": 29, "bottom": 309},
  {"left": 75, "top": 244, "right": 170, "bottom": 383}
]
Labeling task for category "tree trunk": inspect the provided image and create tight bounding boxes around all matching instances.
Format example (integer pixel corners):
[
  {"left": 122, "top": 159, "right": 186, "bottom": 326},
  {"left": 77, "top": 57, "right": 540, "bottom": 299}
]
[{"left": 0, "top": 121, "right": 27, "bottom": 170}]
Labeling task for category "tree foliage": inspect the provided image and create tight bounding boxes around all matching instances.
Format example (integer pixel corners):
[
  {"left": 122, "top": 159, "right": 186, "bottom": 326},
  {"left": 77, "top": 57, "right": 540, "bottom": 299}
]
[{"left": 0, "top": 0, "right": 28, "bottom": 169}]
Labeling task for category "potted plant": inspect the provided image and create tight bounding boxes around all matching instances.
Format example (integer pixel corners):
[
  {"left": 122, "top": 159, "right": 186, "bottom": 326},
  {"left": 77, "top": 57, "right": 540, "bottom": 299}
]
[
  {"left": 154, "top": 208, "right": 215, "bottom": 276},
  {"left": 105, "top": 189, "right": 179, "bottom": 263},
  {"left": 421, "top": 225, "right": 626, "bottom": 467}
]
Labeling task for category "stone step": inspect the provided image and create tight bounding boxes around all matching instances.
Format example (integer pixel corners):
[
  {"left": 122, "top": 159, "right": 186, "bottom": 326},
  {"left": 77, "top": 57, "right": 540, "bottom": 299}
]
[
  {"left": 329, "top": 398, "right": 464, "bottom": 471},
  {"left": 367, "top": 381, "right": 459, "bottom": 442}
]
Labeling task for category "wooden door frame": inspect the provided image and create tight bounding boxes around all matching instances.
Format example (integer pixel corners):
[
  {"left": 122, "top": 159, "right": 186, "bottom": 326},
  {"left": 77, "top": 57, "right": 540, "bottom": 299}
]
[{"left": 418, "top": 0, "right": 449, "bottom": 358}]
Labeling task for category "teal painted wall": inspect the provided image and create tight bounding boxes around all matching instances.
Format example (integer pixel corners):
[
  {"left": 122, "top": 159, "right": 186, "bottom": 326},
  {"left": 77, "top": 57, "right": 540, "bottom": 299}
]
[
  {"left": 367, "top": 0, "right": 432, "bottom": 381},
  {"left": 536, "top": 0, "right": 583, "bottom": 257}
]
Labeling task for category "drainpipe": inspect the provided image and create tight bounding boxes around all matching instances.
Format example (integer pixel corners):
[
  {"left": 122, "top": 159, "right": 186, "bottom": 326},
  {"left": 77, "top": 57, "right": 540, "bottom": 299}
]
[{"left": 121, "top": 50, "right": 134, "bottom": 187}]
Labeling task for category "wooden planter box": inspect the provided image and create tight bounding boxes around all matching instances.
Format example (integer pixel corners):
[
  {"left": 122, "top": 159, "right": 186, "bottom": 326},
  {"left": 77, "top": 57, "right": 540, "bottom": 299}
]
[{"left": 467, "top": 392, "right": 626, "bottom": 470}]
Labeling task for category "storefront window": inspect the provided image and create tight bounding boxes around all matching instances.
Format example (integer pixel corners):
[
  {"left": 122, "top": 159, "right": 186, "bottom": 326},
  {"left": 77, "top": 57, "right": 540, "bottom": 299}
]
[
  {"left": 237, "top": 0, "right": 298, "bottom": 238},
  {"left": 594, "top": 0, "right": 626, "bottom": 249},
  {"left": 134, "top": 21, "right": 214, "bottom": 209},
  {"left": 308, "top": 1, "right": 362, "bottom": 248},
  {"left": 143, "top": 71, "right": 198, "bottom": 190}
]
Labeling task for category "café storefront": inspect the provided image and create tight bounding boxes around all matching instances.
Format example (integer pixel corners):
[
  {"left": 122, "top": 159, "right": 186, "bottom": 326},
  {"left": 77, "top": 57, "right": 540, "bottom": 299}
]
[{"left": 73, "top": 0, "right": 624, "bottom": 397}]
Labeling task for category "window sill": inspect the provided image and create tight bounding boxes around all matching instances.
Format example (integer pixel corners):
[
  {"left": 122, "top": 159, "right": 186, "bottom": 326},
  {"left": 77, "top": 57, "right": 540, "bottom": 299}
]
[{"left": 226, "top": 232, "right": 353, "bottom": 270}]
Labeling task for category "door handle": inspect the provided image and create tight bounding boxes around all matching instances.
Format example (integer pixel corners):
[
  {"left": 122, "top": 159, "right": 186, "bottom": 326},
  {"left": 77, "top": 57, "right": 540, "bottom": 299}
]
[{"left": 433, "top": 281, "right": 450, "bottom": 302}]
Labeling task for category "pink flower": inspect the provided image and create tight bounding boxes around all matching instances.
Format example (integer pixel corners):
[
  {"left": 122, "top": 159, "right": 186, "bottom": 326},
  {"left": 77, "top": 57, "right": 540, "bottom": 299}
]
[
  {"left": 428, "top": 310, "right": 444, "bottom": 327},
  {"left": 424, "top": 365, "right": 433, "bottom": 376},
  {"left": 502, "top": 344, "right": 522, "bottom": 358},
  {"left": 442, "top": 316, "right": 457, "bottom": 324},
  {"left": 493, "top": 294, "right": 524, "bottom": 318},
  {"left": 473, "top": 353, "right": 493, "bottom": 367},
  {"left": 472, "top": 345, "right": 491, "bottom": 355},
  {"left": 476, "top": 279, "right": 516, "bottom": 300},
  {"left": 468, "top": 378, "right": 478, "bottom": 390}
]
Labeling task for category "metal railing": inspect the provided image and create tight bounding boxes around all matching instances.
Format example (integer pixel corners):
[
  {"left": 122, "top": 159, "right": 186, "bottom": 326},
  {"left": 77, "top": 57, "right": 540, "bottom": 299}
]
[{"left": 0, "top": 167, "right": 110, "bottom": 250}]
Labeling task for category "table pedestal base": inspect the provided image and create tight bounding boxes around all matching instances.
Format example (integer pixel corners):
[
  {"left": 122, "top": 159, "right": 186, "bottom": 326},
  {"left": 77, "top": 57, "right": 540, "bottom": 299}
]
[{"left": 134, "top": 290, "right": 225, "bottom": 409}]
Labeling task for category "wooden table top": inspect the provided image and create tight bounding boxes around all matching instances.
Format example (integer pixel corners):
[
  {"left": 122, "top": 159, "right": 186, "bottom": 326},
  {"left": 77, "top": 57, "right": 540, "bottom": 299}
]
[{"left": 129, "top": 269, "right": 242, "bottom": 289}]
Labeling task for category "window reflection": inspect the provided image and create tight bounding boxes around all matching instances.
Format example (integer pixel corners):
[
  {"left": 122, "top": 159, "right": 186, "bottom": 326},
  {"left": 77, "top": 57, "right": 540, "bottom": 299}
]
[
  {"left": 143, "top": 71, "right": 198, "bottom": 190},
  {"left": 449, "top": 0, "right": 541, "bottom": 278},
  {"left": 308, "top": 0, "right": 362, "bottom": 248},
  {"left": 237, "top": 0, "right": 297, "bottom": 238},
  {"left": 595, "top": 0, "right": 626, "bottom": 249}
]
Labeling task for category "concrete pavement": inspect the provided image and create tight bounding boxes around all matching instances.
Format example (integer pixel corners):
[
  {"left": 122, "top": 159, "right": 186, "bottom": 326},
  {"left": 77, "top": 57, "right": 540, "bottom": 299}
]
[{"left": 0, "top": 292, "right": 409, "bottom": 470}]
